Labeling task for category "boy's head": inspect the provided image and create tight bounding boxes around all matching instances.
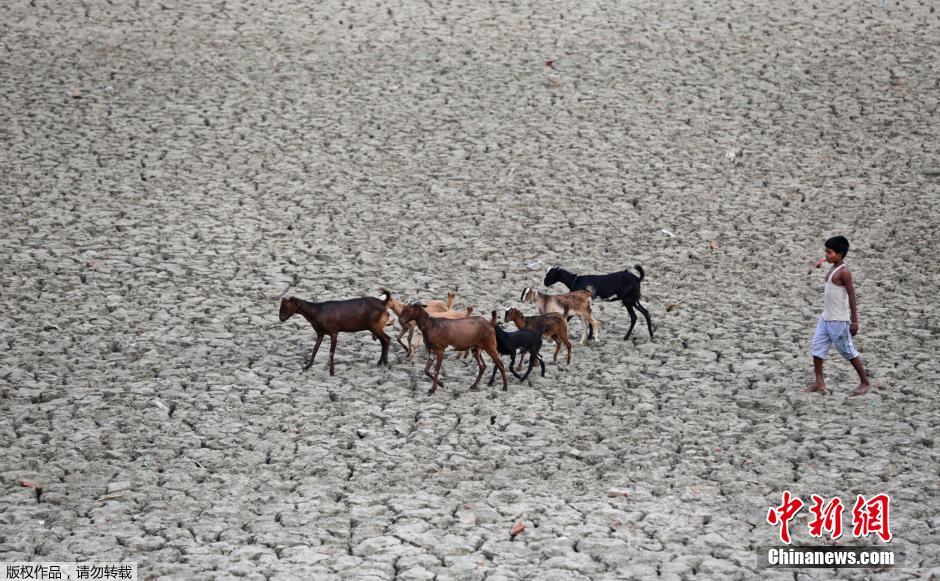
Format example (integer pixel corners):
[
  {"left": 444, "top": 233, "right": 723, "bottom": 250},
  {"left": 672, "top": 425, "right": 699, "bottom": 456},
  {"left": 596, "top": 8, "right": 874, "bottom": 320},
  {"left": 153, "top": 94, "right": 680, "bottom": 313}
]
[{"left": 825, "top": 236, "right": 850, "bottom": 261}]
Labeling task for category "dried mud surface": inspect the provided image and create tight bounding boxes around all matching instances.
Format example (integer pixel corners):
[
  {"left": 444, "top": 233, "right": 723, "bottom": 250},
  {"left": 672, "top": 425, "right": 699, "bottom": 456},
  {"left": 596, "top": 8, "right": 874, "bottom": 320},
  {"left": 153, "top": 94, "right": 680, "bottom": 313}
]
[{"left": 1, "top": 0, "right": 938, "bottom": 579}]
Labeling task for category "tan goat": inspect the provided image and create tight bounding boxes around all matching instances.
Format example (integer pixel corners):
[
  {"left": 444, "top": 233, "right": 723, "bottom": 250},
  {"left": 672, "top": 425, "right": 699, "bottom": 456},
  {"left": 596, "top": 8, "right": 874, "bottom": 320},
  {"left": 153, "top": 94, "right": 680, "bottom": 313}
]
[{"left": 520, "top": 287, "right": 599, "bottom": 345}]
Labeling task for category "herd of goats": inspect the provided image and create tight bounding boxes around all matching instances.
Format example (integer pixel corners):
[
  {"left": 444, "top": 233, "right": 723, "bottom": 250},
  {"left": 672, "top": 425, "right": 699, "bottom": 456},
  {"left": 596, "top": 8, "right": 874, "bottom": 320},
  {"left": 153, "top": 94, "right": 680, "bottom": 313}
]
[{"left": 278, "top": 265, "right": 655, "bottom": 394}]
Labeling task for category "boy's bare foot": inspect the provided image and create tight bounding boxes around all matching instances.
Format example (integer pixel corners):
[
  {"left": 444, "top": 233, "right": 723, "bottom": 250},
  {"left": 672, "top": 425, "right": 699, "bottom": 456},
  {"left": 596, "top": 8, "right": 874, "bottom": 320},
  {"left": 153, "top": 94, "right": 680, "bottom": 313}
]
[
  {"left": 850, "top": 382, "right": 872, "bottom": 396},
  {"left": 804, "top": 382, "right": 826, "bottom": 393}
]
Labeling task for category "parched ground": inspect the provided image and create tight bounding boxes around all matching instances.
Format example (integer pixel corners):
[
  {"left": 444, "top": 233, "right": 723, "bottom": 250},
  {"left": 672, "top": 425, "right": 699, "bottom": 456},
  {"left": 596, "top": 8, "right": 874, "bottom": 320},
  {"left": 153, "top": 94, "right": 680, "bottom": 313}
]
[{"left": 1, "top": 0, "right": 938, "bottom": 579}]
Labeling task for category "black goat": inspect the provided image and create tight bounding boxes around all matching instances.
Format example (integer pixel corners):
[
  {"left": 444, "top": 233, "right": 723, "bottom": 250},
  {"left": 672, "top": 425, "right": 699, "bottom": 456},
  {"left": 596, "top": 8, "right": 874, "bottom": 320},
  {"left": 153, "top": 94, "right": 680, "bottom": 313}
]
[
  {"left": 544, "top": 265, "right": 653, "bottom": 340},
  {"left": 488, "top": 311, "right": 545, "bottom": 385},
  {"left": 279, "top": 291, "right": 392, "bottom": 375}
]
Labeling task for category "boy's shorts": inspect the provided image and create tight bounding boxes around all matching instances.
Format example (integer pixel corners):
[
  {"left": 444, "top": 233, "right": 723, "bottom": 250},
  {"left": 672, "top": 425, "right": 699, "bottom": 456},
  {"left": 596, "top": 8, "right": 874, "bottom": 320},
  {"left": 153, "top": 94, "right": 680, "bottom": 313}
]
[{"left": 811, "top": 316, "right": 859, "bottom": 360}]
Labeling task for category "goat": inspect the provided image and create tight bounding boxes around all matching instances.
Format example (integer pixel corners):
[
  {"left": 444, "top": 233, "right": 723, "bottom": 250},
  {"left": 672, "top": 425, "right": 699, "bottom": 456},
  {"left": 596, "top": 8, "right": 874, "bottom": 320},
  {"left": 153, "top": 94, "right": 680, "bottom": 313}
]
[
  {"left": 425, "top": 290, "right": 458, "bottom": 313},
  {"left": 279, "top": 291, "right": 391, "bottom": 376},
  {"left": 386, "top": 293, "right": 473, "bottom": 361},
  {"left": 544, "top": 265, "right": 653, "bottom": 340},
  {"left": 520, "top": 287, "right": 598, "bottom": 345},
  {"left": 503, "top": 307, "right": 572, "bottom": 365},
  {"left": 397, "top": 303, "right": 507, "bottom": 394},
  {"left": 488, "top": 311, "right": 545, "bottom": 384}
]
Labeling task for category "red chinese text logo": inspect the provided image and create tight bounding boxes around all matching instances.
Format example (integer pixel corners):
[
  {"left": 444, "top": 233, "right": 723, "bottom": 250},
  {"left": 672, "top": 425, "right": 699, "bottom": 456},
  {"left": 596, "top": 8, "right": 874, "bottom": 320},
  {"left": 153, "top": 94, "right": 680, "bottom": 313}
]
[
  {"left": 808, "top": 495, "right": 845, "bottom": 540},
  {"left": 767, "top": 490, "right": 804, "bottom": 544},
  {"left": 768, "top": 492, "right": 892, "bottom": 544},
  {"left": 852, "top": 494, "right": 892, "bottom": 542}
]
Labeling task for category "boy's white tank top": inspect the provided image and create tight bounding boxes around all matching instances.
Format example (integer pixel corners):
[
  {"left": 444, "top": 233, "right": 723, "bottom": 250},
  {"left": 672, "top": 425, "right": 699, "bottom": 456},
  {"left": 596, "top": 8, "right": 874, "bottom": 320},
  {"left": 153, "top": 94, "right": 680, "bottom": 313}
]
[{"left": 823, "top": 264, "right": 851, "bottom": 321}]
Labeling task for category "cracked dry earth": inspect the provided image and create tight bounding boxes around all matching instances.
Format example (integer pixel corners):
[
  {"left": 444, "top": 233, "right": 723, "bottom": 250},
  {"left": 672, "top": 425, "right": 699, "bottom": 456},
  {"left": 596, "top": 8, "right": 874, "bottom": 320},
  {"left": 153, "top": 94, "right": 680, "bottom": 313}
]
[{"left": 1, "top": 0, "right": 938, "bottom": 579}]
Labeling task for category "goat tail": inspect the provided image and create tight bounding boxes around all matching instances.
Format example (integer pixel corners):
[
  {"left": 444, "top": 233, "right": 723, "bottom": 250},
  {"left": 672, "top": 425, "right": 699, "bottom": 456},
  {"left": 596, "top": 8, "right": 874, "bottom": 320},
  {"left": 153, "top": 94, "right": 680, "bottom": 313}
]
[
  {"left": 520, "top": 287, "right": 530, "bottom": 302},
  {"left": 378, "top": 288, "right": 392, "bottom": 305},
  {"left": 634, "top": 265, "right": 645, "bottom": 281}
]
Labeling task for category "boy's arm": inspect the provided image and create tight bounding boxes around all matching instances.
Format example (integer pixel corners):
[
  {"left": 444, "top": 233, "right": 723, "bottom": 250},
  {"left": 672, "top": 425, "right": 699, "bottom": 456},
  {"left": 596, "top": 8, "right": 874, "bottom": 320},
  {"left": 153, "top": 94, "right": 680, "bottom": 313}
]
[{"left": 841, "top": 269, "right": 860, "bottom": 335}]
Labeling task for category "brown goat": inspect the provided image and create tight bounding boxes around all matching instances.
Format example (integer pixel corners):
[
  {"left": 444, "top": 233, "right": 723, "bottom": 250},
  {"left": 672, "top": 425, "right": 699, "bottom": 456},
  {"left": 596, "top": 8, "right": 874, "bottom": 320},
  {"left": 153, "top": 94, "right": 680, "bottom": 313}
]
[
  {"left": 279, "top": 291, "right": 391, "bottom": 376},
  {"left": 386, "top": 292, "right": 473, "bottom": 361},
  {"left": 398, "top": 303, "right": 507, "bottom": 394},
  {"left": 521, "top": 287, "right": 598, "bottom": 345},
  {"left": 504, "top": 307, "right": 572, "bottom": 365}
]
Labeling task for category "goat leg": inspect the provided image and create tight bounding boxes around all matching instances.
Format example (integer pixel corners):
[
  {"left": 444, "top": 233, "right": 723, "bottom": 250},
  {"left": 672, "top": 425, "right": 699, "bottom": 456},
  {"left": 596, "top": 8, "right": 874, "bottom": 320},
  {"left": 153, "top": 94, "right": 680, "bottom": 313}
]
[
  {"left": 485, "top": 344, "right": 508, "bottom": 390},
  {"left": 429, "top": 351, "right": 444, "bottom": 395},
  {"left": 590, "top": 316, "right": 600, "bottom": 341},
  {"left": 507, "top": 352, "right": 524, "bottom": 381},
  {"left": 469, "top": 348, "right": 485, "bottom": 390},
  {"left": 408, "top": 323, "right": 419, "bottom": 361},
  {"left": 537, "top": 353, "right": 546, "bottom": 376},
  {"left": 518, "top": 349, "right": 536, "bottom": 382},
  {"left": 407, "top": 328, "right": 423, "bottom": 362},
  {"left": 515, "top": 351, "right": 527, "bottom": 372},
  {"left": 328, "top": 332, "right": 338, "bottom": 375},
  {"left": 487, "top": 354, "right": 500, "bottom": 386},
  {"left": 623, "top": 302, "right": 639, "bottom": 340},
  {"left": 396, "top": 325, "right": 411, "bottom": 357},
  {"left": 376, "top": 330, "right": 391, "bottom": 366},
  {"left": 636, "top": 301, "right": 655, "bottom": 339},
  {"left": 579, "top": 316, "right": 590, "bottom": 345},
  {"left": 304, "top": 334, "right": 325, "bottom": 371}
]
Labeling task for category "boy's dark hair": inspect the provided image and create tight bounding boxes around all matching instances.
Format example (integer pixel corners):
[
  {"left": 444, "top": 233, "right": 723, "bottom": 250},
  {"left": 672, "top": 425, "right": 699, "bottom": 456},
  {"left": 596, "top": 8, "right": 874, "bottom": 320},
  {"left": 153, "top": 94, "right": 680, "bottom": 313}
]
[{"left": 825, "top": 236, "right": 850, "bottom": 257}]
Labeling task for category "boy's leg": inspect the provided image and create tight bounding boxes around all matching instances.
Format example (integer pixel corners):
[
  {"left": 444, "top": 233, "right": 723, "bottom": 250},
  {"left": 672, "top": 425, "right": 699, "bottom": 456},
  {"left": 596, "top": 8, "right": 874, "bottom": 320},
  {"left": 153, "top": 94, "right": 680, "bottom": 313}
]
[
  {"left": 849, "top": 357, "right": 871, "bottom": 396},
  {"left": 832, "top": 322, "right": 870, "bottom": 395},
  {"left": 805, "top": 357, "right": 826, "bottom": 392},
  {"left": 805, "top": 317, "right": 829, "bottom": 392}
]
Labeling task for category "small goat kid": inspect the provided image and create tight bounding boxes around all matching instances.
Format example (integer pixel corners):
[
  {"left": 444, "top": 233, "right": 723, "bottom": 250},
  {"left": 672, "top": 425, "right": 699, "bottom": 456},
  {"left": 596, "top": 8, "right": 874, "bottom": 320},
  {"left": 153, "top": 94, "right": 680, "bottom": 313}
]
[
  {"left": 520, "top": 287, "right": 598, "bottom": 345},
  {"left": 489, "top": 311, "right": 545, "bottom": 384},
  {"left": 397, "top": 303, "right": 507, "bottom": 394},
  {"left": 279, "top": 292, "right": 391, "bottom": 376},
  {"left": 544, "top": 265, "right": 653, "bottom": 341},
  {"left": 503, "top": 307, "right": 572, "bottom": 365}
]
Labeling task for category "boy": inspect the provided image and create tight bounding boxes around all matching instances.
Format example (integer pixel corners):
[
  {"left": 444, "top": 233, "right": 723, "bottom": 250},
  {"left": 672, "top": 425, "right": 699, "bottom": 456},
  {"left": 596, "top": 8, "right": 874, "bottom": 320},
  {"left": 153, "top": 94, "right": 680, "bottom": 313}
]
[{"left": 805, "top": 236, "right": 871, "bottom": 396}]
